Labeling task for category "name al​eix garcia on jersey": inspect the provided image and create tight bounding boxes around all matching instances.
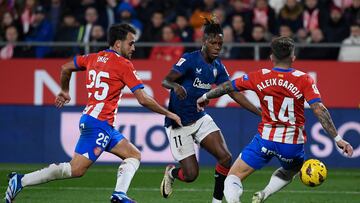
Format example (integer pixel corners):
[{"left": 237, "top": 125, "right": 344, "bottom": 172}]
[{"left": 257, "top": 78, "right": 303, "bottom": 99}]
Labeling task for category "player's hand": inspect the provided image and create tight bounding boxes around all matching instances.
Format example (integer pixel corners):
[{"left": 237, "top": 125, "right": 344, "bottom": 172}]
[
  {"left": 55, "top": 91, "right": 71, "bottom": 108},
  {"left": 196, "top": 95, "right": 209, "bottom": 112},
  {"left": 336, "top": 139, "right": 353, "bottom": 157},
  {"left": 166, "top": 112, "right": 182, "bottom": 127},
  {"left": 174, "top": 85, "right": 187, "bottom": 100}
]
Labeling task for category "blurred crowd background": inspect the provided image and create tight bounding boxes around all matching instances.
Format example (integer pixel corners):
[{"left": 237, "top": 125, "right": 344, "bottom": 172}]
[{"left": 0, "top": 0, "right": 359, "bottom": 61}]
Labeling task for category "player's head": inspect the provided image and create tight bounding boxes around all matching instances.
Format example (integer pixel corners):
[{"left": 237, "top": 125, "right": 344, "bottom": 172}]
[
  {"left": 108, "top": 23, "right": 136, "bottom": 59},
  {"left": 270, "top": 36, "right": 296, "bottom": 65},
  {"left": 201, "top": 15, "right": 223, "bottom": 61}
]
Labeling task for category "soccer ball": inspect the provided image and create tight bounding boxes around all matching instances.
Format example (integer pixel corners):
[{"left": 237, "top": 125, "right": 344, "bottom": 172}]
[{"left": 299, "top": 159, "right": 327, "bottom": 187}]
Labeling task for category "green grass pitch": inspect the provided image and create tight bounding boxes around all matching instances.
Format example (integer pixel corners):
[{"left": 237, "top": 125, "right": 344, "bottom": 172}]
[{"left": 1, "top": 164, "right": 359, "bottom": 203}]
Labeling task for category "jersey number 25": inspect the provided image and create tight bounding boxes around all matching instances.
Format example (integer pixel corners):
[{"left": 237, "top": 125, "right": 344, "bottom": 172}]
[{"left": 86, "top": 70, "right": 110, "bottom": 101}]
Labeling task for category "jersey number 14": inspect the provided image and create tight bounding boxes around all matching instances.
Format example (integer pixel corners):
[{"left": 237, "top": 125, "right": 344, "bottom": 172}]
[{"left": 264, "top": 96, "right": 296, "bottom": 125}]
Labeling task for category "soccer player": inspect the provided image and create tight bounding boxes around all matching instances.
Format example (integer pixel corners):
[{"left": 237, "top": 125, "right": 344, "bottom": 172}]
[
  {"left": 160, "top": 17, "right": 261, "bottom": 203},
  {"left": 5, "top": 23, "right": 182, "bottom": 203},
  {"left": 196, "top": 36, "right": 354, "bottom": 203}
]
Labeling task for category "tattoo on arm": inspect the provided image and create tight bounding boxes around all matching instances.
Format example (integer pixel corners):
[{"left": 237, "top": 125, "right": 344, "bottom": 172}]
[
  {"left": 312, "top": 103, "right": 338, "bottom": 138},
  {"left": 206, "top": 81, "right": 234, "bottom": 99},
  {"left": 162, "top": 78, "right": 180, "bottom": 90}
]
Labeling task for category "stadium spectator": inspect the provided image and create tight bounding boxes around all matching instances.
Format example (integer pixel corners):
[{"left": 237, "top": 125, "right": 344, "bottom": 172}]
[
  {"left": 338, "top": 24, "right": 360, "bottom": 61},
  {"left": 19, "top": 0, "right": 37, "bottom": 35},
  {"left": 251, "top": 0, "right": 277, "bottom": 35},
  {"left": 213, "top": 7, "right": 227, "bottom": 27},
  {"left": 173, "top": 14, "right": 194, "bottom": 43},
  {"left": 99, "top": 0, "right": 118, "bottom": 30},
  {"left": 52, "top": 13, "right": 80, "bottom": 57},
  {"left": 116, "top": 2, "right": 143, "bottom": 40},
  {"left": 149, "top": 25, "right": 184, "bottom": 61},
  {"left": 78, "top": 7, "right": 98, "bottom": 44},
  {"left": 225, "top": 0, "right": 252, "bottom": 30},
  {"left": 0, "top": 11, "right": 23, "bottom": 41},
  {"left": 230, "top": 14, "right": 252, "bottom": 59},
  {"left": 269, "top": 0, "right": 286, "bottom": 14},
  {"left": 250, "top": 24, "right": 270, "bottom": 59},
  {"left": 298, "top": 28, "right": 333, "bottom": 59},
  {"left": 134, "top": 0, "right": 157, "bottom": 25},
  {"left": 344, "top": 0, "right": 360, "bottom": 25},
  {"left": 279, "top": 25, "right": 295, "bottom": 38},
  {"left": 190, "top": 0, "right": 218, "bottom": 29},
  {"left": 25, "top": 5, "right": 53, "bottom": 58},
  {"left": 278, "top": 0, "right": 304, "bottom": 33},
  {"left": 323, "top": 5, "right": 349, "bottom": 42},
  {"left": 219, "top": 26, "right": 234, "bottom": 59},
  {"left": 0, "top": 26, "right": 27, "bottom": 59},
  {"left": 89, "top": 24, "right": 107, "bottom": 53},
  {"left": 302, "top": 0, "right": 327, "bottom": 32},
  {"left": 47, "top": 0, "right": 63, "bottom": 34}
]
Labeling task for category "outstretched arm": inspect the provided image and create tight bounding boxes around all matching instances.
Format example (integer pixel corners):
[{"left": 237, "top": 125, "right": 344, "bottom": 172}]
[
  {"left": 55, "top": 61, "right": 83, "bottom": 108},
  {"left": 162, "top": 70, "right": 187, "bottom": 100},
  {"left": 310, "top": 102, "right": 353, "bottom": 157},
  {"left": 133, "top": 88, "right": 182, "bottom": 126},
  {"left": 228, "top": 92, "right": 261, "bottom": 116}
]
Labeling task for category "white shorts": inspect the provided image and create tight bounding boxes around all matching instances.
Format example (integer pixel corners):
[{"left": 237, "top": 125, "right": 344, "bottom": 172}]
[{"left": 165, "top": 114, "right": 220, "bottom": 161}]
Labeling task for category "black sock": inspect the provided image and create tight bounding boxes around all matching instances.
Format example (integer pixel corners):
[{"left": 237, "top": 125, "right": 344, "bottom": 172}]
[{"left": 213, "top": 169, "right": 227, "bottom": 200}]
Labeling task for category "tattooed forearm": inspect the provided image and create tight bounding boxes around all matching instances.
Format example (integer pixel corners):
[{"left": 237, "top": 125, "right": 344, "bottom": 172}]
[
  {"left": 311, "top": 102, "right": 338, "bottom": 138},
  {"left": 206, "top": 81, "right": 234, "bottom": 99},
  {"left": 162, "top": 78, "right": 180, "bottom": 90}
]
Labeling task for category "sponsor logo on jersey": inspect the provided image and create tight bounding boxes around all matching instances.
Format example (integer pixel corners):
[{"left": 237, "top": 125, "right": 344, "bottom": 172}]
[
  {"left": 193, "top": 77, "right": 211, "bottom": 89},
  {"left": 97, "top": 56, "right": 109, "bottom": 63}
]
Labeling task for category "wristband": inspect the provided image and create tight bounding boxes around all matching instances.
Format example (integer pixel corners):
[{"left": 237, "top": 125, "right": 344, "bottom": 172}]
[
  {"left": 202, "top": 93, "right": 208, "bottom": 100},
  {"left": 334, "top": 135, "right": 343, "bottom": 142}
]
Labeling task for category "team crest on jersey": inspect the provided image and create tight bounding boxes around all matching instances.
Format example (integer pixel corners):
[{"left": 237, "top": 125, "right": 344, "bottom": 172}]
[
  {"left": 196, "top": 68, "right": 202, "bottom": 74},
  {"left": 93, "top": 147, "right": 102, "bottom": 156},
  {"left": 213, "top": 68, "right": 218, "bottom": 78}
]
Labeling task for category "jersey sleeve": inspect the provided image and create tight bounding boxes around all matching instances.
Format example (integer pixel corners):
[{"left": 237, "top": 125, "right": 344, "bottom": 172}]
[
  {"left": 120, "top": 61, "right": 144, "bottom": 92},
  {"left": 172, "top": 53, "right": 190, "bottom": 75},
  {"left": 73, "top": 54, "right": 92, "bottom": 70},
  {"left": 215, "top": 63, "right": 230, "bottom": 85},
  {"left": 302, "top": 74, "right": 322, "bottom": 104},
  {"left": 231, "top": 71, "right": 257, "bottom": 92}
]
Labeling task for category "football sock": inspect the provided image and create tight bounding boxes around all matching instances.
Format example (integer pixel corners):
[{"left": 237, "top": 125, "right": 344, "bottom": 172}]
[
  {"left": 262, "top": 167, "right": 296, "bottom": 199},
  {"left": 213, "top": 163, "right": 230, "bottom": 201},
  {"left": 170, "top": 167, "right": 185, "bottom": 181},
  {"left": 224, "top": 174, "right": 243, "bottom": 203},
  {"left": 114, "top": 158, "right": 140, "bottom": 193},
  {"left": 21, "top": 162, "right": 72, "bottom": 187}
]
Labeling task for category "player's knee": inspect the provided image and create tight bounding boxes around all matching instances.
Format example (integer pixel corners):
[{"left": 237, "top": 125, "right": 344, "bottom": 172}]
[
  {"left": 218, "top": 152, "right": 232, "bottom": 168},
  {"left": 183, "top": 168, "right": 199, "bottom": 182},
  {"left": 224, "top": 175, "right": 243, "bottom": 203},
  {"left": 274, "top": 167, "right": 298, "bottom": 181},
  {"left": 70, "top": 165, "right": 87, "bottom": 178}
]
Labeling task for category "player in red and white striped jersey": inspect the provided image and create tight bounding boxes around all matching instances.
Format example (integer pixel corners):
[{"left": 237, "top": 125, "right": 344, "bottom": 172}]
[
  {"left": 197, "top": 37, "right": 354, "bottom": 203},
  {"left": 5, "top": 24, "right": 181, "bottom": 203}
]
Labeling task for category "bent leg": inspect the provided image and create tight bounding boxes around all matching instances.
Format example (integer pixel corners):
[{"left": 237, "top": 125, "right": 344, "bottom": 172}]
[
  {"left": 224, "top": 158, "right": 255, "bottom": 203},
  {"left": 171, "top": 155, "right": 199, "bottom": 182},
  {"left": 200, "top": 130, "right": 232, "bottom": 202},
  {"left": 110, "top": 138, "right": 141, "bottom": 194}
]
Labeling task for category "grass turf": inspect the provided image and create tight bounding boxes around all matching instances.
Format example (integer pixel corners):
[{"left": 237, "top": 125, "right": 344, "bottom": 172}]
[{"left": 1, "top": 164, "right": 359, "bottom": 203}]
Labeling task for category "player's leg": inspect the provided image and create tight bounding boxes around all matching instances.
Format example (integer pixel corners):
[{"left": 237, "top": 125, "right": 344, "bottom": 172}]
[
  {"left": 200, "top": 130, "right": 232, "bottom": 203},
  {"left": 161, "top": 126, "right": 199, "bottom": 198},
  {"left": 224, "top": 134, "right": 272, "bottom": 203},
  {"left": 252, "top": 143, "right": 304, "bottom": 203},
  {"left": 107, "top": 131, "right": 141, "bottom": 203}
]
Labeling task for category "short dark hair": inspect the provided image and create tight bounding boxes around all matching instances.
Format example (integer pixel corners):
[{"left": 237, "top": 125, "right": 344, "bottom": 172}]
[
  {"left": 271, "top": 36, "right": 295, "bottom": 62},
  {"left": 203, "top": 16, "right": 223, "bottom": 39},
  {"left": 108, "top": 23, "right": 136, "bottom": 46}
]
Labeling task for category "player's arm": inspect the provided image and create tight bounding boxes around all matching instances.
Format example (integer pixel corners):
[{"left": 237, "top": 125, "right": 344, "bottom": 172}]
[
  {"left": 196, "top": 80, "right": 234, "bottom": 111},
  {"left": 55, "top": 60, "right": 84, "bottom": 108},
  {"left": 162, "top": 70, "right": 187, "bottom": 100},
  {"left": 133, "top": 88, "right": 182, "bottom": 126},
  {"left": 310, "top": 102, "right": 353, "bottom": 157},
  {"left": 228, "top": 91, "right": 261, "bottom": 116}
]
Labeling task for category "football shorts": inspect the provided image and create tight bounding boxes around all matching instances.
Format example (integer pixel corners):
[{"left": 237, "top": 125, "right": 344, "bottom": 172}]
[
  {"left": 165, "top": 114, "right": 220, "bottom": 161},
  {"left": 75, "top": 114, "right": 125, "bottom": 161},
  {"left": 240, "top": 134, "right": 304, "bottom": 170}
]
